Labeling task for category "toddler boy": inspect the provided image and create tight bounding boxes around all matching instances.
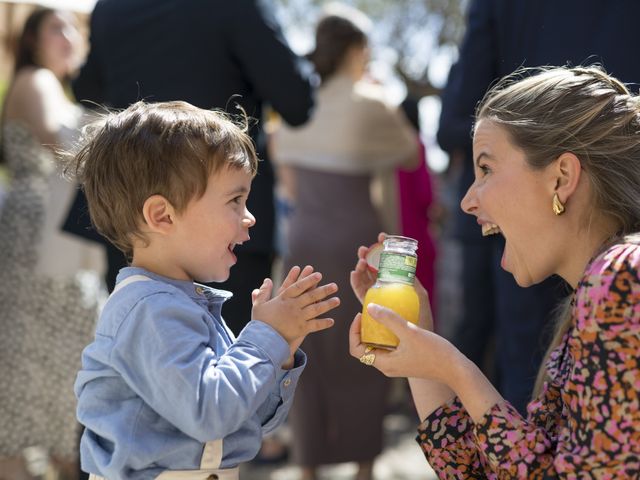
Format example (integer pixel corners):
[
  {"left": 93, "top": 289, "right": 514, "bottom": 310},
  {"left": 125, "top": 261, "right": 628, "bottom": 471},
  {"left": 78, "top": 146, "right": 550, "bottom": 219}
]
[{"left": 72, "top": 101, "right": 339, "bottom": 479}]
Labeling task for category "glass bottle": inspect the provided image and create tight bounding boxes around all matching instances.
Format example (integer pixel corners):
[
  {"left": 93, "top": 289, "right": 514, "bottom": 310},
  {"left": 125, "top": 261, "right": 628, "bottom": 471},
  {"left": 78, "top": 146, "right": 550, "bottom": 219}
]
[{"left": 361, "top": 235, "right": 419, "bottom": 349}]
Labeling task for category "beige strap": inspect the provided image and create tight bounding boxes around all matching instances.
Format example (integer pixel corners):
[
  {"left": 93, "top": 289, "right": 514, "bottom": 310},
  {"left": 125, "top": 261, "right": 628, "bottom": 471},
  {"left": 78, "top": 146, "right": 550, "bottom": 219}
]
[
  {"left": 90, "top": 468, "right": 239, "bottom": 480},
  {"left": 199, "top": 439, "right": 223, "bottom": 469},
  {"left": 111, "top": 274, "right": 152, "bottom": 295},
  {"left": 156, "top": 466, "right": 239, "bottom": 479}
]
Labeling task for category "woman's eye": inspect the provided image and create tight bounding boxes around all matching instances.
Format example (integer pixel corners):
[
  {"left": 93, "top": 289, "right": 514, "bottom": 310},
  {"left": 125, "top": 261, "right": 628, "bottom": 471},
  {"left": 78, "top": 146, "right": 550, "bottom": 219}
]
[{"left": 478, "top": 164, "right": 491, "bottom": 176}]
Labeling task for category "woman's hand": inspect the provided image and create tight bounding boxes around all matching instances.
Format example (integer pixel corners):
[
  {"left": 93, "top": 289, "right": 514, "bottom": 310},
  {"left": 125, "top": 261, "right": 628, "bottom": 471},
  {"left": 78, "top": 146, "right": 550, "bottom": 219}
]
[
  {"left": 350, "top": 232, "right": 385, "bottom": 304},
  {"left": 350, "top": 304, "right": 503, "bottom": 422},
  {"left": 349, "top": 304, "right": 457, "bottom": 382}
]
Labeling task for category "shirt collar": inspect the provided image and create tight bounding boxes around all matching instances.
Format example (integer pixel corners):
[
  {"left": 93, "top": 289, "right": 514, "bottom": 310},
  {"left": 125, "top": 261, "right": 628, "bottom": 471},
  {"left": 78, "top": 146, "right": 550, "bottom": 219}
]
[{"left": 116, "top": 267, "right": 233, "bottom": 304}]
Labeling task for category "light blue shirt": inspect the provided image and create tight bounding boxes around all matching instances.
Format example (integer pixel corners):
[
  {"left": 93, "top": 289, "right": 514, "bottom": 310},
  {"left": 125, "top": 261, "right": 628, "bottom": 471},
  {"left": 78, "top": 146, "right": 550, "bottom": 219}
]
[{"left": 75, "top": 267, "right": 305, "bottom": 480}]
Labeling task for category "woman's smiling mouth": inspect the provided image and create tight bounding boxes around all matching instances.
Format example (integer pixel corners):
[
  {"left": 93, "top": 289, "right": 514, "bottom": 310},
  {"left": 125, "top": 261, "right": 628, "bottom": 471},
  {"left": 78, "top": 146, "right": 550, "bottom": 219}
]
[{"left": 482, "top": 223, "right": 502, "bottom": 237}]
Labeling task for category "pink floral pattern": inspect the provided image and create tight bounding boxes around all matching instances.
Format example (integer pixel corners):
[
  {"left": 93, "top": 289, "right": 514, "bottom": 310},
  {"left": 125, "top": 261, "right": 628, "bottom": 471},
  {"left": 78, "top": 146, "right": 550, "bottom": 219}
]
[{"left": 417, "top": 241, "right": 640, "bottom": 478}]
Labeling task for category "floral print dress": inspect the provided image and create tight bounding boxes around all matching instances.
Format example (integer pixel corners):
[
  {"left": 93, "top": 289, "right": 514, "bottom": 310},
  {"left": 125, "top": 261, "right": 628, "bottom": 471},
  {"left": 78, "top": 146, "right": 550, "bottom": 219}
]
[{"left": 417, "top": 241, "right": 640, "bottom": 478}]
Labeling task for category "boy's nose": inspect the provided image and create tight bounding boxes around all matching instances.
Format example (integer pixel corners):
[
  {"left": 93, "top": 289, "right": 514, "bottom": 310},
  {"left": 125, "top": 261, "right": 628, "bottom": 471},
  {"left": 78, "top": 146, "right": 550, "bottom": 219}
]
[{"left": 243, "top": 208, "right": 256, "bottom": 227}]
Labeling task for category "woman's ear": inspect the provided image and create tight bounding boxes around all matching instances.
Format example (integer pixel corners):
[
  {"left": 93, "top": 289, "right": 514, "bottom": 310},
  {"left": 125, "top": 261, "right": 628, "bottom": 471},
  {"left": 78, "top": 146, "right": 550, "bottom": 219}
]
[
  {"left": 553, "top": 152, "right": 582, "bottom": 202},
  {"left": 141, "top": 195, "right": 175, "bottom": 235}
]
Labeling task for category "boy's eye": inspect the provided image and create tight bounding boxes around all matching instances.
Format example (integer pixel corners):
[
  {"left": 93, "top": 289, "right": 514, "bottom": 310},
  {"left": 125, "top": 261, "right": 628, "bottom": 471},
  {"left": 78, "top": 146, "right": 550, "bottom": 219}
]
[{"left": 231, "top": 196, "right": 243, "bottom": 204}]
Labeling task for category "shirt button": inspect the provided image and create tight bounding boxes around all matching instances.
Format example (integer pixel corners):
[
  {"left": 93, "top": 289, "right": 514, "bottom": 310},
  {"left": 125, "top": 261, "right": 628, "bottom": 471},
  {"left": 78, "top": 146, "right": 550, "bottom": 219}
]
[
  {"left": 195, "top": 286, "right": 205, "bottom": 295},
  {"left": 283, "top": 378, "right": 291, "bottom": 387}
]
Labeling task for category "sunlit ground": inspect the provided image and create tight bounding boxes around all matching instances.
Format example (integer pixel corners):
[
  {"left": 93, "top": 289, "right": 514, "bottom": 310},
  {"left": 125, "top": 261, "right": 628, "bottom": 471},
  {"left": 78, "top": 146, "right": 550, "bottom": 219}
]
[{"left": 241, "top": 410, "right": 437, "bottom": 480}]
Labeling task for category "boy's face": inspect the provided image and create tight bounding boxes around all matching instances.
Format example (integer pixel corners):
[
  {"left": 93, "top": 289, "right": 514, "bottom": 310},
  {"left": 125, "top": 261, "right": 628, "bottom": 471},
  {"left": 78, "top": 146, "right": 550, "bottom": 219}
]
[{"left": 171, "top": 166, "right": 255, "bottom": 283}]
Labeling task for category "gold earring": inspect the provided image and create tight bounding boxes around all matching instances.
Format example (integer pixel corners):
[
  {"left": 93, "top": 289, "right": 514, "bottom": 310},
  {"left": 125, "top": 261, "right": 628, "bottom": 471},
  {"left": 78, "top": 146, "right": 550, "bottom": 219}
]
[{"left": 552, "top": 193, "right": 565, "bottom": 216}]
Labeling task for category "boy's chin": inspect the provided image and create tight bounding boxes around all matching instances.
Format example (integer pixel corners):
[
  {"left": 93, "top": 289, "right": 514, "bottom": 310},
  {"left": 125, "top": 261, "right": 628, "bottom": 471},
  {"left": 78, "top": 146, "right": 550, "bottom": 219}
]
[{"left": 199, "top": 271, "right": 230, "bottom": 284}]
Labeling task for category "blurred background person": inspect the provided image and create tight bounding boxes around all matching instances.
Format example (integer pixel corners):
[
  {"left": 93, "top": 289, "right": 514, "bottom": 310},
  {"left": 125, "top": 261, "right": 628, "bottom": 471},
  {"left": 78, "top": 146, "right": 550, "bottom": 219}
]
[
  {"left": 62, "top": 0, "right": 315, "bottom": 338},
  {"left": 0, "top": 8, "right": 105, "bottom": 480},
  {"left": 397, "top": 96, "right": 438, "bottom": 322},
  {"left": 437, "top": 0, "right": 640, "bottom": 415},
  {"left": 271, "top": 4, "right": 418, "bottom": 480}
]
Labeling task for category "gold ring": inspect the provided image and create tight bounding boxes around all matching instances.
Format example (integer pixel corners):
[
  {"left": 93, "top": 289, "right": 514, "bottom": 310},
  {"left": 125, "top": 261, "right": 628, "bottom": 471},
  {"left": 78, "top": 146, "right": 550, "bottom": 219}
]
[
  {"left": 359, "top": 351, "right": 375, "bottom": 366},
  {"left": 364, "top": 346, "right": 373, "bottom": 354}
]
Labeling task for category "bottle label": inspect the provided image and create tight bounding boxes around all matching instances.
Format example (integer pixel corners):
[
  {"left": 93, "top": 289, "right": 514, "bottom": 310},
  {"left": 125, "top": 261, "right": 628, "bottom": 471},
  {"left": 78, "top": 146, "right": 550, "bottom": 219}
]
[{"left": 377, "top": 252, "right": 416, "bottom": 284}]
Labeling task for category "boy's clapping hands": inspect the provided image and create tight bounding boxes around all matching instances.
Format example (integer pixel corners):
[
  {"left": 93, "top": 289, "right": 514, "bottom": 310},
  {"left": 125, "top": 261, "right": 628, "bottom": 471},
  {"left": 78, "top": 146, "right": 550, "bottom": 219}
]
[{"left": 251, "top": 265, "right": 340, "bottom": 366}]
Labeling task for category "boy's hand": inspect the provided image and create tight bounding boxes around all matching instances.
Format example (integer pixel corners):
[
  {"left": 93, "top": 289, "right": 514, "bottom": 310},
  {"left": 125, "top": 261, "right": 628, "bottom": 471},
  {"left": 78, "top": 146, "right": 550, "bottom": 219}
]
[{"left": 251, "top": 265, "right": 340, "bottom": 362}]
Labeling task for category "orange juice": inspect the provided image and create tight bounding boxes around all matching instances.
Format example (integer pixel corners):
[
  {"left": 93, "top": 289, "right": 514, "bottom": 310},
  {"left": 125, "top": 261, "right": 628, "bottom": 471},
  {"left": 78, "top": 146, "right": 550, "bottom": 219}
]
[
  {"left": 360, "top": 235, "right": 420, "bottom": 349},
  {"left": 361, "top": 282, "right": 419, "bottom": 349}
]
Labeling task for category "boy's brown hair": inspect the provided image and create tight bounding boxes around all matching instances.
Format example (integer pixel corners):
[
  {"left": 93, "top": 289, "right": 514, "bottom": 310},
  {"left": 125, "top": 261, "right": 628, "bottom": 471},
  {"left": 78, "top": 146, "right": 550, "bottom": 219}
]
[{"left": 69, "top": 100, "right": 258, "bottom": 256}]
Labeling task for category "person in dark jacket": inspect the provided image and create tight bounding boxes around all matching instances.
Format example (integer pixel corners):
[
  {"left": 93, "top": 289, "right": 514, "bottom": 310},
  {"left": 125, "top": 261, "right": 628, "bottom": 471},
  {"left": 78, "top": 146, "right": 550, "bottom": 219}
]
[
  {"left": 65, "top": 0, "right": 315, "bottom": 337},
  {"left": 437, "top": 0, "right": 640, "bottom": 414}
]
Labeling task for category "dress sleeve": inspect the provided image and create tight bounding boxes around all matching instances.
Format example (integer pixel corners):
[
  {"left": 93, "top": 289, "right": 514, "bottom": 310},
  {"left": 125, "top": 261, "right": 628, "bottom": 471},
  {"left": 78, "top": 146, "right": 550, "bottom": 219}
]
[
  {"left": 416, "top": 397, "right": 496, "bottom": 479},
  {"left": 419, "top": 245, "right": 640, "bottom": 478},
  {"left": 473, "top": 244, "right": 640, "bottom": 478}
]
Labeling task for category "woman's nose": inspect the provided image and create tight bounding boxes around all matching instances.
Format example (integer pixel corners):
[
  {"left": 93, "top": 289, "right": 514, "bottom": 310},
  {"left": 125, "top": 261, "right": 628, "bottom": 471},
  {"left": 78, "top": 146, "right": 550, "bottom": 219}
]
[{"left": 460, "top": 183, "right": 478, "bottom": 215}]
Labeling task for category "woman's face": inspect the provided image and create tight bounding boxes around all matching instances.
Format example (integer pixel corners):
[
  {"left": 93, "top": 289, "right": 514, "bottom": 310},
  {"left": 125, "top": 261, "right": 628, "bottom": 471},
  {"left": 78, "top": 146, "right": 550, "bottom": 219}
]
[
  {"left": 36, "top": 11, "right": 81, "bottom": 78},
  {"left": 461, "top": 119, "right": 560, "bottom": 287}
]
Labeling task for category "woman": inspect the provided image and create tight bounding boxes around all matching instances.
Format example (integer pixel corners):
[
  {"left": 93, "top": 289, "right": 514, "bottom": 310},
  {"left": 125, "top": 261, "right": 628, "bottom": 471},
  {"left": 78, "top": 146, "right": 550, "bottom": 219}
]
[
  {"left": 350, "top": 66, "right": 640, "bottom": 477},
  {"left": 0, "top": 9, "right": 104, "bottom": 479},
  {"left": 271, "top": 4, "right": 418, "bottom": 480}
]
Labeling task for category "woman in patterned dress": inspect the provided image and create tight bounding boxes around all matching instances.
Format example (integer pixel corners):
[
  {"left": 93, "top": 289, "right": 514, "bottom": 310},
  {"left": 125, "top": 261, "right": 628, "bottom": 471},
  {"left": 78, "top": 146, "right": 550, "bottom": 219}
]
[
  {"left": 0, "top": 9, "right": 104, "bottom": 480},
  {"left": 350, "top": 66, "right": 640, "bottom": 478}
]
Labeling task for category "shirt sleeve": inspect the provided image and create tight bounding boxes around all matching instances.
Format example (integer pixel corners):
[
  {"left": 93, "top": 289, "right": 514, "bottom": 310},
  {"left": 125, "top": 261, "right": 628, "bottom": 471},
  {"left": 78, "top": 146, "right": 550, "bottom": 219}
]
[
  {"left": 72, "top": 1, "right": 106, "bottom": 106},
  {"left": 254, "top": 348, "right": 307, "bottom": 435},
  {"left": 109, "top": 292, "right": 292, "bottom": 442},
  {"left": 436, "top": 0, "right": 496, "bottom": 154}
]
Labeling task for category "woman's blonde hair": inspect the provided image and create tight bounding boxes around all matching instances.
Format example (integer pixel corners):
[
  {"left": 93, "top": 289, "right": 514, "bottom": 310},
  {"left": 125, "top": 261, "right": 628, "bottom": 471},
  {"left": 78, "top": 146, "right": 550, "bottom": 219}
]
[{"left": 475, "top": 66, "right": 640, "bottom": 395}]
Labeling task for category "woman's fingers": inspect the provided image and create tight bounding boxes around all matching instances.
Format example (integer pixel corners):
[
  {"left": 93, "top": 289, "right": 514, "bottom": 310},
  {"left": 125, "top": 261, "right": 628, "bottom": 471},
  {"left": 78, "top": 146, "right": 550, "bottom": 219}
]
[
  {"left": 367, "top": 304, "right": 409, "bottom": 337},
  {"left": 349, "top": 313, "right": 367, "bottom": 357}
]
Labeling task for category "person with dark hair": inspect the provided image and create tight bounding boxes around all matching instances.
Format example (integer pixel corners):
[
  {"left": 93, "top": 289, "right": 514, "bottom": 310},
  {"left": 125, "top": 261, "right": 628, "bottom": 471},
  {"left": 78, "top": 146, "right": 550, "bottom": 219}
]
[
  {"left": 0, "top": 8, "right": 105, "bottom": 480},
  {"left": 271, "top": 4, "right": 418, "bottom": 479},
  {"left": 351, "top": 65, "right": 640, "bottom": 478}
]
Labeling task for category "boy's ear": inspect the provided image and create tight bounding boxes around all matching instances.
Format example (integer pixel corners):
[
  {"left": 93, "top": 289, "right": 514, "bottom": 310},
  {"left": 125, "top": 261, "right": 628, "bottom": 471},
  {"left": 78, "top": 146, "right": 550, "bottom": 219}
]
[
  {"left": 142, "top": 195, "right": 175, "bottom": 234},
  {"left": 553, "top": 152, "right": 581, "bottom": 200}
]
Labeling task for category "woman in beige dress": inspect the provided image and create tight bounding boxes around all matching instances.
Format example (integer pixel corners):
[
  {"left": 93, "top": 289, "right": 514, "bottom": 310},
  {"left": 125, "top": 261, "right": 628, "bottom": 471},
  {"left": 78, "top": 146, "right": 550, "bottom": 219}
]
[{"left": 272, "top": 5, "right": 418, "bottom": 480}]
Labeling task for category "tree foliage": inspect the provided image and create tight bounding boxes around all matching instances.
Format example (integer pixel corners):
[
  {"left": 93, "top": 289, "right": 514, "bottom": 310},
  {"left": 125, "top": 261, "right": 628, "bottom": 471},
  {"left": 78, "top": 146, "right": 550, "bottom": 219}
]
[{"left": 275, "top": 0, "right": 468, "bottom": 98}]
